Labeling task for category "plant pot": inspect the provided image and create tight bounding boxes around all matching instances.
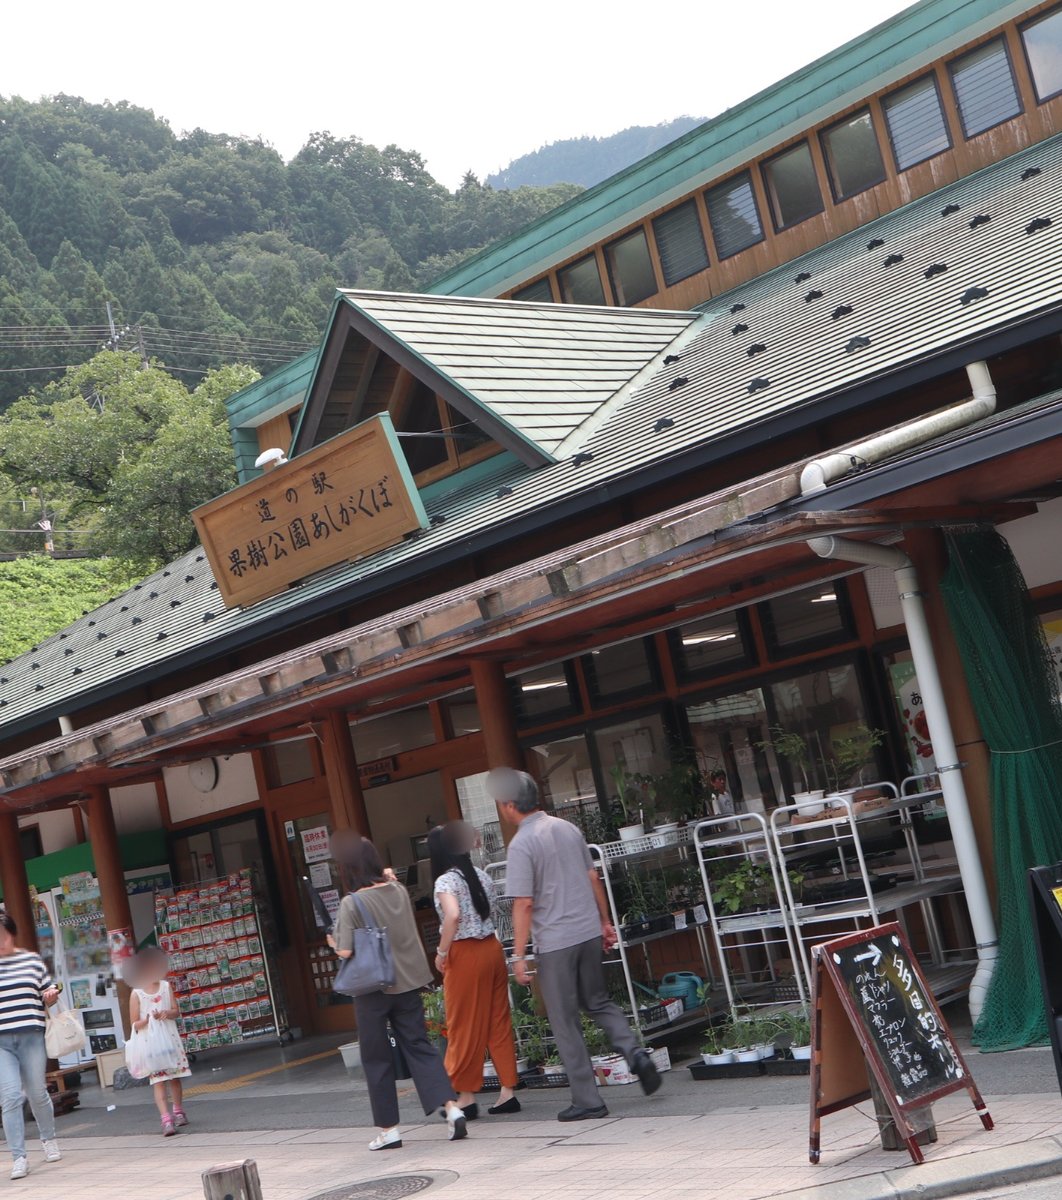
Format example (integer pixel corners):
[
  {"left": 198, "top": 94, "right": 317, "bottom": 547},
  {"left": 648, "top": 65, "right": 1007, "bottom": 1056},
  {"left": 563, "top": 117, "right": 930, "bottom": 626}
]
[
  {"left": 701, "top": 1050, "right": 734, "bottom": 1066},
  {"left": 731, "top": 1047, "right": 762, "bottom": 1063},
  {"left": 515, "top": 1057, "right": 529, "bottom": 1073},
  {"left": 618, "top": 822, "right": 645, "bottom": 841},
  {"left": 542, "top": 1063, "right": 566, "bottom": 1076},
  {"left": 792, "top": 790, "right": 825, "bottom": 817},
  {"left": 791, "top": 1044, "right": 811, "bottom": 1060},
  {"left": 757, "top": 1043, "right": 776, "bottom": 1059},
  {"left": 650, "top": 822, "right": 680, "bottom": 848}
]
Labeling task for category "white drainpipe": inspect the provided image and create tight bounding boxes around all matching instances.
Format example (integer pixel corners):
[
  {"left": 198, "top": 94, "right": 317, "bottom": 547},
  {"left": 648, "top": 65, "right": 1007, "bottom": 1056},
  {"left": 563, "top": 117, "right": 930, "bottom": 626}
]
[{"left": 802, "top": 362, "right": 999, "bottom": 1022}]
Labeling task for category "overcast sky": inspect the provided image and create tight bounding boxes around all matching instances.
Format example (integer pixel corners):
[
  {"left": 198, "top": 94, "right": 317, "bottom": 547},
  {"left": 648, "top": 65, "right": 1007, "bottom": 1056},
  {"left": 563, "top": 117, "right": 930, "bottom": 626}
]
[{"left": 3, "top": 0, "right": 914, "bottom": 189}]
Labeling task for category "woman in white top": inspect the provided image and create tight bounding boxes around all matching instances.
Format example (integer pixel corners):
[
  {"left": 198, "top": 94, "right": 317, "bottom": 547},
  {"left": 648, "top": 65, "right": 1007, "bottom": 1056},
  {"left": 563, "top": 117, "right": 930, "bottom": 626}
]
[{"left": 430, "top": 822, "right": 520, "bottom": 1120}]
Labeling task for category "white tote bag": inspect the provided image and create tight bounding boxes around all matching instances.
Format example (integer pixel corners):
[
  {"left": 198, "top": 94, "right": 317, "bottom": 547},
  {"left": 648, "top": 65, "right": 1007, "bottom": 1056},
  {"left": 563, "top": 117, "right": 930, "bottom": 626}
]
[{"left": 44, "top": 1006, "right": 87, "bottom": 1059}]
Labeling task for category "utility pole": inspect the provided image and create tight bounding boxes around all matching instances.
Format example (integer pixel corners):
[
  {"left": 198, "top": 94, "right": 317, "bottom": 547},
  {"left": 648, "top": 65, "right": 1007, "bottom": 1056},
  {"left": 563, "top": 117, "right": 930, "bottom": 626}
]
[
  {"left": 31, "top": 487, "right": 54, "bottom": 555},
  {"left": 105, "top": 301, "right": 119, "bottom": 350},
  {"left": 136, "top": 324, "right": 149, "bottom": 370}
]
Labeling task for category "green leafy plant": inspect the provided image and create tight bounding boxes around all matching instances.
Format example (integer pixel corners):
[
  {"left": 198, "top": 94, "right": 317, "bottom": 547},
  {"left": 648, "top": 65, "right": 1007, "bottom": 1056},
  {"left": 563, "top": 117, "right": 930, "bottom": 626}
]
[
  {"left": 826, "top": 724, "right": 887, "bottom": 791},
  {"left": 422, "top": 987, "right": 446, "bottom": 1044},
  {"left": 609, "top": 763, "right": 647, "bottom": 825},
  {"left": 774, "top": 1006, "right": 811, "bottom": 1048},
  {"left": 756, "top": 725, "right": 811, "bottom": 791},
  {"left": 701, "top": 1021, "right": 730, "bottom": 1056},
  {"left": 580, "top": 1014, "right": 610, "bottom": 1057}
]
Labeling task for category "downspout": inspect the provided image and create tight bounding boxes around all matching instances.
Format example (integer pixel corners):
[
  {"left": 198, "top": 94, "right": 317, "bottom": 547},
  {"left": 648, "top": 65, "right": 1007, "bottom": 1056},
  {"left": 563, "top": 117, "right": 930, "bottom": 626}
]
[{"left": 801, "top": 362, "right": 998, "bottom": 1022}]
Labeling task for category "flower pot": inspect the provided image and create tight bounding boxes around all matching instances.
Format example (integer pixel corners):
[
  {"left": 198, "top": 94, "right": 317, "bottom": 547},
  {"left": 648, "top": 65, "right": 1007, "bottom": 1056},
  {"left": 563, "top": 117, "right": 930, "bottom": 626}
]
[
  {"left": 618, "top": 822, "right": 645, "bottom": 842},
  {"left": 757, "top": 1043, "right": 776, "bottom": 1059},
  {"left": 650, "top": 821, "right": 680, "bottom": 848},
  {"left": 791, "top": 1044, "right": 811, "bottom": 1061},
  {"left": 542, "top": 1063, "right": 566, "bottom": 1076},
  {"left": 792, "top": 790, "right": 825, "bottom": 817},
  {"left": 732, "top": 1047, "right": 762, "bottom": 1063},
  {"left": 701, "top": 1050, "right": 734, "bottom": 1066},
  {"left": 516, "top": 1057, "right": 529, "bottom": 1073}
]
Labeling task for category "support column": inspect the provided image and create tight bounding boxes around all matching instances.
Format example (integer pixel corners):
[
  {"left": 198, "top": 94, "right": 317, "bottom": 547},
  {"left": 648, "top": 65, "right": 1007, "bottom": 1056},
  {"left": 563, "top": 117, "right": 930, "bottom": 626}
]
[
  {"left": 0, "top": 812, "right": 38, "bottom": 954},
  {"left": 86, "top": 787, "right": 134, "bottom": 1035},
  {"left": 471, "top": 659, "right": 524, "bottom": 842},
  {"left": 903, "top": 528, "right": 995, "bottom": 901},
  {"left": 317, "top": 710, "right": 370, "bottom": 835}
]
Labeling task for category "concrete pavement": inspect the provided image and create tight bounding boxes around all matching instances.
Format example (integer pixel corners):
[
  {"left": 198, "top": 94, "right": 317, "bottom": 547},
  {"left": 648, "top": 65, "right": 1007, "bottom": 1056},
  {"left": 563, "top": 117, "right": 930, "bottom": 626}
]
[{"left": 4, "top": 1023, "right": 1061, "bottom": 1199}]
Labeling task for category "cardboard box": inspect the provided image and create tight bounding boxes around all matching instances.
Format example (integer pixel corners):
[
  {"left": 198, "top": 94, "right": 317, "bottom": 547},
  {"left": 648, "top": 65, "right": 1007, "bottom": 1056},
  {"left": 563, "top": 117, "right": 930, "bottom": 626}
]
[{"left": 96, "top": 1048, "right": 126, "bottom": 1088}]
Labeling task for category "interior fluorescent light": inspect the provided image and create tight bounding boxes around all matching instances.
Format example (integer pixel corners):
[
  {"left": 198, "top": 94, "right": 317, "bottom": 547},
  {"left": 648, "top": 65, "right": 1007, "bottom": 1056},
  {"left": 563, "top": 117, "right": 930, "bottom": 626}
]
[
  {"left": 810, "top": 592, "right": 837, "bottom": 604},
  {"left": 681, "top": 632, "right": 737, "bottom": 646},
  {"left": 521, "top": 679, "right": 567, "bottom": 692}
]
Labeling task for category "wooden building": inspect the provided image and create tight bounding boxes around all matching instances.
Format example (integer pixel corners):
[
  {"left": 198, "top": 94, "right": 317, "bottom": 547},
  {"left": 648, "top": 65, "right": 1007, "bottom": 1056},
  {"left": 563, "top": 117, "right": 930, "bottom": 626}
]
[{"left": 3, "top": 0, "right": 1062, "bottom": 1039}]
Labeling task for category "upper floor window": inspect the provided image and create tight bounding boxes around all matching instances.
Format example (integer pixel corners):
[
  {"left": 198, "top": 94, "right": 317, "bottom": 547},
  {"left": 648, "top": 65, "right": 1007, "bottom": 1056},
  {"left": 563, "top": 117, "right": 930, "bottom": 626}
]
[
  {"left": 670, "top": 610, "right": 751, "bottom": 680},
  {"left": 1022, "top": 5, "right": 1062, "bottom": 102},
  {"left": 583, "top": 638, "right": 658, "bottom": 703},
  {"left": 705, "top": 172, "right": 765, "bottom": 260},
  {"left": 557, "top": 254, "right": 606, "bottom": 305},
  {"left": 882, "top": 75, "right": 951, "bottom": 171},
  {"left": 652, "top": 201, "right": 709, "bottom": 286},
  {"left": 513, "top": 277, "right": 555, "bottom": 303},
  {"left": 760, "top": 581, "right": 853, "bottom": 656},
  {"left": 604, "top": 228, "right": 658, "bottom": 306},
  {"left": 821, "top": 109, "right": 887, "bottom": 201},
  {"left": 510, "top": 663, "right": 579, "bottom": 723},
  {"left": 761, "top": 141, "right": 824, "bottom": 231},
  {"left": 949, "top": 38, "right": 1022, "bottom": 139}
]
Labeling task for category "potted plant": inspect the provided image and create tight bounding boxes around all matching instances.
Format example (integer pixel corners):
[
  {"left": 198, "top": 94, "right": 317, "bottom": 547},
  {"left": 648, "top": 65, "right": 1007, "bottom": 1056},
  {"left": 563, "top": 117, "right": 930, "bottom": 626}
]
[
  {"left": 700, "top": 1022, "right": 734, "bottom": 1066},
  {"left": 774, "top": 1006, "right": 812, "bottom": 1060},
  {"left": 722, "top": 1018, "right": 762, "bottom": 1062},
  {"left": 422, "top": 986, "right": 446, "bottom": 1051},
  {"left": 825, "top": 724, "right": 887, "bottom": 796},
  {"left": 757, "top": 726, "right": 823, "bottom": 815},
  {"left": 711, "top": 859, "right": 775, "bottom": 915},
  {"left": 610, "top": 763, "right": 647, "bottom": 841},
  {"left": 742, "top": 1011, "right": 781, "bottom": 1059}
]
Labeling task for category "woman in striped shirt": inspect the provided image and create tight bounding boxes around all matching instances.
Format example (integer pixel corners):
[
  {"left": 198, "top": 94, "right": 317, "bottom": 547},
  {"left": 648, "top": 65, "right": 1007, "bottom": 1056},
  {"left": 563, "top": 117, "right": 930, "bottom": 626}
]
[{"left": 0, "top": 912, "right": 61, "bottom": 1180}]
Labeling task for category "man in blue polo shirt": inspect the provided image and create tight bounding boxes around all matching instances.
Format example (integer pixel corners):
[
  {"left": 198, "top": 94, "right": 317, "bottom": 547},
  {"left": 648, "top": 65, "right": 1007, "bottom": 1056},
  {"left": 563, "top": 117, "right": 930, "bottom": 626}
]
[{"left": 490, "top": 768, "right": 661, "bottom": 1121}]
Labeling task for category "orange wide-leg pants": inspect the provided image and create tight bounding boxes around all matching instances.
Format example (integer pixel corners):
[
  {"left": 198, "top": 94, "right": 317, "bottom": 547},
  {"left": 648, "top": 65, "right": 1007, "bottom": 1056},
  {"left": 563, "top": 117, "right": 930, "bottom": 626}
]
[{"left": 443, "top": 935, "right": 519, "bottom": 1092}]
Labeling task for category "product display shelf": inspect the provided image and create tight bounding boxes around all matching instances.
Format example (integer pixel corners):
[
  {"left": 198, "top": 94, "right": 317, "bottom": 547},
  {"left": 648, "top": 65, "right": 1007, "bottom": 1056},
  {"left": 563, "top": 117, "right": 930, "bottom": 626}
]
[
  {"left": 590, "top": 837, "right": 716, "bottom": 1042},
  {"left": 769, "top": 784, "right": 974, "bottom": 995},
  {"left": 693, "top": 813, "right": 809, "bottom": 1020},
  {"left": 154, "top": 868, "right": 291, "bottom": 1055}
]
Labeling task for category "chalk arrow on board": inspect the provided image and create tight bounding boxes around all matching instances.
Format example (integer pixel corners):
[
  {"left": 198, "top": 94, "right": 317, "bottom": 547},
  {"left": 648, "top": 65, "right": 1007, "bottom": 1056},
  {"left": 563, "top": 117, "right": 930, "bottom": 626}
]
[{"left": 854, "top": 944, "right": 883, "bottom": 967}]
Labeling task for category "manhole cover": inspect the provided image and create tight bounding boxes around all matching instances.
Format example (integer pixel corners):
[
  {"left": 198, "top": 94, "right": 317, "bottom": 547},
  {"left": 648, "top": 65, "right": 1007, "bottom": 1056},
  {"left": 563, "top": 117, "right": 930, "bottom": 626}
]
[{"left": 308, "top": 1173, "right": 453, "bottom": 1200}]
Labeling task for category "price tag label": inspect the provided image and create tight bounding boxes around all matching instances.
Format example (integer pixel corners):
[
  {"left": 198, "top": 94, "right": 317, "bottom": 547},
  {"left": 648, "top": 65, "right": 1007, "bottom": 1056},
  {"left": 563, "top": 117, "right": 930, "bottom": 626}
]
[
  {"left": 692, "top": 904, "right": 708, "bottom": 925},
  {"left": 673, "top": 911, "right": 687, "bottom": 930}
]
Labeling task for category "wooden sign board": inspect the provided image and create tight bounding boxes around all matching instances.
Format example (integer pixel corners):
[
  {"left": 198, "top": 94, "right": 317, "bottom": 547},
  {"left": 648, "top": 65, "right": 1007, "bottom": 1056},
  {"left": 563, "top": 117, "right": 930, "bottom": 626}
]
[
  {"left": 809, "top": 922, "right": 991, "bottom": 1166},
  {"left": 193, "top": 414, "right": 428, "bottom": 609},
  {"left": 1027, "top": 863, "right": 1062, "bottom": 1098}
]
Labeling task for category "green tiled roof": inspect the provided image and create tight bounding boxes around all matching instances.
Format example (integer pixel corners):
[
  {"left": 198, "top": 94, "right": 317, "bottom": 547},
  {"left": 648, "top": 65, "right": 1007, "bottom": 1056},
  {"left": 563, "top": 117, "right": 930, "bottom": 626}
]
[
  {"left": 2, "top": 134, "right": 1060, "bottom": 741},
  {"left": 225, "top": 350, "right": 318, "bottom": 482},
  {"left": 333, "top": 291, "right": 695, "bottom": 457},
  {"left": 428, "top": 0, "right": 1032, "bottom": 299}
]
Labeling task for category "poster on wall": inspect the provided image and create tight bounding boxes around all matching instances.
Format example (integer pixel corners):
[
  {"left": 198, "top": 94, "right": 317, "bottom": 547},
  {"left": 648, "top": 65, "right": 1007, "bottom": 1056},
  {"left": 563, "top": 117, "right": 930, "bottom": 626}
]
[
  {"left": 69, "top": 978, "right": 93, "bottom": 1010},
  {"left": 889, "top": 662, "right": 937, "bottom": 776},
  {"left": 308, "top": 862, "right": 332, "bottom": 889},
  {"left": 300, "top": 825, "right": 332, "bottom": 864}
]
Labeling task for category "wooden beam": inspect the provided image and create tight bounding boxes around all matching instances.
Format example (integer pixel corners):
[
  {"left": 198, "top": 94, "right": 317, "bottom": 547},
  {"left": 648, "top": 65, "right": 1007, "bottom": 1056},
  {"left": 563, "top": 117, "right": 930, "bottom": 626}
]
[
  {"left": 86, "top": 787, "right": 134, "bottom": 1034},
  {"left": 0, "top": 812, "right": 38, "bottom": 952},
  {"left": 316, "top": 710, "right": 369, "bottom": 835},
  {"left": 343, "top": 344, "right": 381, "bottom": 428}
]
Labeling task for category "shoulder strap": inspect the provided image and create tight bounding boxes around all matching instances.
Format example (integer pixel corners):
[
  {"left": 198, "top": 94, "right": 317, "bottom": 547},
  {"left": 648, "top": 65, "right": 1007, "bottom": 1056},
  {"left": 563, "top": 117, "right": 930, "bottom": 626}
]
[{"left": 348, "top": 890, "right": 376, "bottom": 928}]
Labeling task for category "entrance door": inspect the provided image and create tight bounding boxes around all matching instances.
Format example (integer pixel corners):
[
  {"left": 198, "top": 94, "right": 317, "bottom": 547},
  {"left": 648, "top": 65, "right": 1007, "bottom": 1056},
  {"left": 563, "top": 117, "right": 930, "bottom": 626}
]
[{"left": 278, "top": 810, "right": 350, "bottom": 1032}]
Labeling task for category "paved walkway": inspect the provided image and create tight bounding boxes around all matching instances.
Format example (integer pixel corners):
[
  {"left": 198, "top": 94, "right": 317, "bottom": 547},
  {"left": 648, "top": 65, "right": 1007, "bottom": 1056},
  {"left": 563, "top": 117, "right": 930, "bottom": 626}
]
[{"left": 5, "top": 1030, "right": 1062, "bottom": 1198}]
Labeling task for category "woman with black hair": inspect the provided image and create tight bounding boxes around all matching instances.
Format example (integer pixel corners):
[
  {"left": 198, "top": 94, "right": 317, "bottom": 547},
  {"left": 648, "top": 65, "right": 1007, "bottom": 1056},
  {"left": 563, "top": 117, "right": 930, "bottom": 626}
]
[
  {"left": 326, "top": 835, "right": 466, "bottom": 1151},
  {"left": 429, "top": 821, "right": 520, "bottom": 1119}
]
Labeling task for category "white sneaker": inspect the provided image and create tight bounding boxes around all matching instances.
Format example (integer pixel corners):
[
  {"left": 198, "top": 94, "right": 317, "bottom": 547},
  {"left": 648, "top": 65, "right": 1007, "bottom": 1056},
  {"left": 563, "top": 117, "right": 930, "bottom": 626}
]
[
  {"left": 42, "top": 1140, "right": 62, "bottom": 1163},
  {"left": 10, "top": 1157, "right": 29, "bottom": 1180}
]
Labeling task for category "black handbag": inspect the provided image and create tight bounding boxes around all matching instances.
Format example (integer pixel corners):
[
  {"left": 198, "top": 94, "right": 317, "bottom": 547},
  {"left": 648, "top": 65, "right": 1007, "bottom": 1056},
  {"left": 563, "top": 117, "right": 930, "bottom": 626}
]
[{"left": 333, "top": 891, "right": 397, "bottom": 997}]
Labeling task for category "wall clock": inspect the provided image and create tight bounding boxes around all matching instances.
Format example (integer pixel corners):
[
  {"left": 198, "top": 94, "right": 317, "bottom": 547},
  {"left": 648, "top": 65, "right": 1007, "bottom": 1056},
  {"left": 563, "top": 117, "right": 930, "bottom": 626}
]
[{"left": 188, "top": 757, "right": 219, "bottom": 793}]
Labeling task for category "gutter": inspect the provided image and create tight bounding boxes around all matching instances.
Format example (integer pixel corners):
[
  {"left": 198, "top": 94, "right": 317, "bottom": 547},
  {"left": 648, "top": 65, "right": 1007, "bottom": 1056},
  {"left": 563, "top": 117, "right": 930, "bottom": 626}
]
[{"left": 801, "top": 361, "right": 999, "bottom": 1023}]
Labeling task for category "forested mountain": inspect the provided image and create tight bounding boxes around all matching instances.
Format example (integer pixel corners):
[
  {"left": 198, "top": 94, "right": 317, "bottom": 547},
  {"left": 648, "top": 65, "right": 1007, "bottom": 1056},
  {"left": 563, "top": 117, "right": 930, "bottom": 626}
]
[
  {"left": 0, "top": 95, "right": 583, "bottom": 409},
  {"left": 486, "top": 117, "right": 707, "bottom": 190}
]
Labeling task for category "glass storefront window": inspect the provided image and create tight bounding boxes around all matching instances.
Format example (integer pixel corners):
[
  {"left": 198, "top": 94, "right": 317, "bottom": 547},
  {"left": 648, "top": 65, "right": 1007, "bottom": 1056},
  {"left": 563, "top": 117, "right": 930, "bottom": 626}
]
[
  {"left": 584, "top": 639, "right": 656, "bottom": 702},
  {"left": 261, "top": 737, "right": 316, "bottom": 788},
  {"left": 761, "top": 582, "right": 852, "bottom": 655},
  {"left": 671, "top": 610, "right": 751, "bottom": 678},
  {"left": 768, "top": 661, "right": 872, "bottom": 792},
  {"left": 593, "top": 713, "right": 670, "bottom": 810},
  {"left": 529, "top": 732, "right": 596, "bottom": 813},
  {"left": 686, "top": 688, "right": 783, "bottom": 812},
  {"left": 351, "top": 705, "right": 435, "bottom": 761},
  {"left": 364, "top": 773, "right": 447, "bottom": 876},
  {"left": 510, "top": 663, "right": 578, "bottom": 723},
  {"left": 444, "top": 690, "right": 481, "bottom": 737}
]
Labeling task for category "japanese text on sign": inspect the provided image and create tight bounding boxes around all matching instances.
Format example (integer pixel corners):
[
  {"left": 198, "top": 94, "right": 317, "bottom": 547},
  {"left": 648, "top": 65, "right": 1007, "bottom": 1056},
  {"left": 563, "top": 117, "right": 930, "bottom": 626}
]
[
  {"left": 192, "top": 415, "right": 428, "bottom": 609},
  {"left": 300, "top": 825, "right": 332, "bottom": 864}
]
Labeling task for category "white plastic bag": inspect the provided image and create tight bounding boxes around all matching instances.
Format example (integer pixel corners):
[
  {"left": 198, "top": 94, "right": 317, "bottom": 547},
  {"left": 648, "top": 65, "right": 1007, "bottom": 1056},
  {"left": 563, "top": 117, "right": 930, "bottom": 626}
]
[{"left": 125, "top": 1018, "right": 181, "bottom": 1079}]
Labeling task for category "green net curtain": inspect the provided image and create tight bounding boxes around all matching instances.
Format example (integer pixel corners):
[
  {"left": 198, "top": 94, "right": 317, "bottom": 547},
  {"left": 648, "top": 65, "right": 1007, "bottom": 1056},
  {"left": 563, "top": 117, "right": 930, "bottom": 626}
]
[{"left": 941, "top": 528, "right": 1062, "bottom": 1050}]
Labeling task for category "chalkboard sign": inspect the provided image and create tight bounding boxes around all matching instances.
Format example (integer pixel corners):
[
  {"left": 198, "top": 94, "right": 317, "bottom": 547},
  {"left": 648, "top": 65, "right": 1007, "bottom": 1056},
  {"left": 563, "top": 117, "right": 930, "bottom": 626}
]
[
  {"left": 1027, "top": 863, "right": 1062, "bottom": 1098},
  {"left": 809, "top": 922, "right": 992, "bottom": 1166},
  {"left": 831, "top": 929, "right": 963, "bottom": 1104}
]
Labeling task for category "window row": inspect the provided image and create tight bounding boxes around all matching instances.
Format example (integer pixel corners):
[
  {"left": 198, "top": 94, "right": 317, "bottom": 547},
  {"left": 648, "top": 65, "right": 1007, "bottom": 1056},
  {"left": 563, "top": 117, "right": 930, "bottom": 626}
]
[
  {"left": 509, "top": 581, "right": 854, "bottom": 723},
  {"left": 514, "top": 12, "right": 1062, "bottom": 308}
]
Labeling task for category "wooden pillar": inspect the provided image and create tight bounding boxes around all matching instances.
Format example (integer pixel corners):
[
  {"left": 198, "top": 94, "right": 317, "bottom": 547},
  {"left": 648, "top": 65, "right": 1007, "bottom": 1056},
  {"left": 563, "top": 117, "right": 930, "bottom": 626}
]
[
  {"left": 317, "top": 710, "right": 370, "bottom": 835},
  {"left": 902, "top": 528, "right": 995, "bottom": 902},
  {"left": 470, "top": 658, "right": 524, "bottom": 842},
  {"left": 86, "top": 787, "right": 134, "bottom": 1034},
  {"left": 0, "top": 811, "right": 38, "bottom": 953}
]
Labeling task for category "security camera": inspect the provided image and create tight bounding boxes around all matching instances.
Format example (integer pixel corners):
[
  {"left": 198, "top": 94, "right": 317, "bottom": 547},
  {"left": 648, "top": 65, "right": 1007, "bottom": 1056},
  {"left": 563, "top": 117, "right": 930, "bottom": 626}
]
[{"left": 254, "top": 447, "right": 289, "bottom": 472}]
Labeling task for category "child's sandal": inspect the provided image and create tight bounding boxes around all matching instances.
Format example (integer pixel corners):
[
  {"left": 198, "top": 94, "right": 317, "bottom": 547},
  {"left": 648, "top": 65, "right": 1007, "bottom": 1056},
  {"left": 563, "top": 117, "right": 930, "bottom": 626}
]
[
  {"left": 173, "top": 1108, "right": 188, "bottom": 1128},
  {"left": 161, "top": 1114, "right": 177, "bottom": 1137}
]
